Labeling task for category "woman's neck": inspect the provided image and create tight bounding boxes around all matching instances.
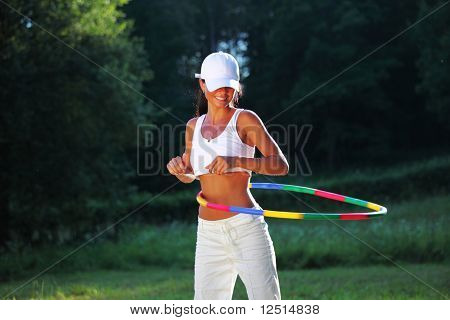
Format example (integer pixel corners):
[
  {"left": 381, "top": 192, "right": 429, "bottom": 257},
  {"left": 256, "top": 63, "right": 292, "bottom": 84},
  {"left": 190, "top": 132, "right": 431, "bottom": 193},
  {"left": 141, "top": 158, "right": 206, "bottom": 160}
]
[{"left": 206, "top": 105, "right": 236, "bottom": 124}]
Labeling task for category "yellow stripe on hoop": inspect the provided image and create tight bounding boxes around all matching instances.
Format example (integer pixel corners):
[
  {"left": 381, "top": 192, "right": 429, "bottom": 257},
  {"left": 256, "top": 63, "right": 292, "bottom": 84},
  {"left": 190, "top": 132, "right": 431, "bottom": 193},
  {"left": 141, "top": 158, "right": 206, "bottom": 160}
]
[
  {"left": 196, "top": 194, "right": 207, "bottom": 206},
  {"left": 263, "top": 210, "right": 304, "bottom": 220},
  {"left": 367, "top": 202, "right": 381, "bottom": 211}
]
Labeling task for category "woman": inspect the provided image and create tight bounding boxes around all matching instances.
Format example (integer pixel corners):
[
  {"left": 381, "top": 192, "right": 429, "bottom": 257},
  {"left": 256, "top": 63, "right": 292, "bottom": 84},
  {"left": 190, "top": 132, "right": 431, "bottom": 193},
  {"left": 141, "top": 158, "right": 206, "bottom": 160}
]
[{"left": 166, "top": 51, "right": 289, "bottom": 300}]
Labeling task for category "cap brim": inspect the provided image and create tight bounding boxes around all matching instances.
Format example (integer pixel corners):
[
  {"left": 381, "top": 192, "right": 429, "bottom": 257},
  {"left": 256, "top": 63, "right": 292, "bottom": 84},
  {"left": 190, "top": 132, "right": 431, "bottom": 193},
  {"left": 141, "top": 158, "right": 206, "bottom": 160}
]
[{"left": 204, "top": 78, "right": 240, "bottom": 92}]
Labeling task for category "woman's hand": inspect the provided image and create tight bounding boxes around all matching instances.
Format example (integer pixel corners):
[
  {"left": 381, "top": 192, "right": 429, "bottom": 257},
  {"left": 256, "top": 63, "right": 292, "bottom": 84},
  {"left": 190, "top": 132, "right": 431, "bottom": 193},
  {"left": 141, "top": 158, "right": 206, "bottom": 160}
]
[
  {"left": 205, "top": 156, "right": 239, "bottom": 175},
  {"left": 167, "top": 153, "right": 193, "bottom": 176}
]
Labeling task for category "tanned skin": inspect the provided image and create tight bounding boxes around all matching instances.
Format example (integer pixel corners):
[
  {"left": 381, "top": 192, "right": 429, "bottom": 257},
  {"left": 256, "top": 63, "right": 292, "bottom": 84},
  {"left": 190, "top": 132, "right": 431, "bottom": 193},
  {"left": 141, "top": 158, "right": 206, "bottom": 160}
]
[{"left": 166, "top": 80, "right": 289, "bottom": 220}]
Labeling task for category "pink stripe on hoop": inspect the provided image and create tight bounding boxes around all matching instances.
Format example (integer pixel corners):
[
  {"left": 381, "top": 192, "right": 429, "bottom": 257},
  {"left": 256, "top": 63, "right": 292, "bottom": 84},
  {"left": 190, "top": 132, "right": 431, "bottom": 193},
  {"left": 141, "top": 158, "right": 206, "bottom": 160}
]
[
  {"left": 207, "top": 202, "right": 231, "bottom": 212},
  {"left": 340, "top": 214, "right": 369, "bottom": 220},
  {"left": 314, "top": 190, "right": 346, "bottom": 202}
]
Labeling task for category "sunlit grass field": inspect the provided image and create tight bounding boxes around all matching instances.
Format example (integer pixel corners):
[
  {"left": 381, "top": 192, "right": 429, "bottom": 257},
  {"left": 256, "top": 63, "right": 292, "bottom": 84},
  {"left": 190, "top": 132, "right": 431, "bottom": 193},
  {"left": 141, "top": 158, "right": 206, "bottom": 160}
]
[{"left": 1, "top": 263, "right": 448, "bottom": 299}]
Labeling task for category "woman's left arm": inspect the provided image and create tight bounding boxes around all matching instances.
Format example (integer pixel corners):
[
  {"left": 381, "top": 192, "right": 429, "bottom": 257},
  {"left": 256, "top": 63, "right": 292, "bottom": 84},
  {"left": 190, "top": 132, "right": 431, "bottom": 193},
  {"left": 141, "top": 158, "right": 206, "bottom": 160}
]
[{"left": 236, "top": 110, "right": 289, "bottom": 176}]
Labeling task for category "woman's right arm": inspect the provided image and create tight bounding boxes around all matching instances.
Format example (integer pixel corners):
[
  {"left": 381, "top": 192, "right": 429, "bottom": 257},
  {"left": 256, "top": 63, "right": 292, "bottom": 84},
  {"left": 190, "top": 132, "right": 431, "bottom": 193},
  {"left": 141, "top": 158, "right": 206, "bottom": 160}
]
[{"left": 166, "top": 118, "right": 198, "bottom": 183}]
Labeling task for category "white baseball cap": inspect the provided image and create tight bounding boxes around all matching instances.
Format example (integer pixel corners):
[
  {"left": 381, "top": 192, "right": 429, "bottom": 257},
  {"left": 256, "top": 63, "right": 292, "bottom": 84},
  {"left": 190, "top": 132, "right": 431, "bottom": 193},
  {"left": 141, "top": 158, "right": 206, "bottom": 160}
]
[{"left": 194, "top": 51, "right": 240, "bottom": 92}]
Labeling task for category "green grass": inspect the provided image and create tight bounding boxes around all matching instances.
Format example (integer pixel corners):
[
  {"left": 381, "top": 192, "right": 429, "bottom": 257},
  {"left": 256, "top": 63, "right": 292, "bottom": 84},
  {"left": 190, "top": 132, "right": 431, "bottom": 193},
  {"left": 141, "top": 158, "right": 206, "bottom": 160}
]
[
  {"left": 269, "top": 194, "right": 449, "bottom": 269},
  {"left": 1, "top": 263, "right": 448, "bottom": 299},
  {"left": 1, "top": 194, "right": 447, "bottom": 280}
]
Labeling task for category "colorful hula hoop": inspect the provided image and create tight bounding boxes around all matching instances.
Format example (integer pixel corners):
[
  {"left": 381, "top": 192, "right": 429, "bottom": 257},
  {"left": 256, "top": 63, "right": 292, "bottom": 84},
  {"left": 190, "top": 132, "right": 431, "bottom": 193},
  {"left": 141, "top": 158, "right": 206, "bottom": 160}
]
[{"left": 196, "top": 183, "right": 387, "bottom": 220}]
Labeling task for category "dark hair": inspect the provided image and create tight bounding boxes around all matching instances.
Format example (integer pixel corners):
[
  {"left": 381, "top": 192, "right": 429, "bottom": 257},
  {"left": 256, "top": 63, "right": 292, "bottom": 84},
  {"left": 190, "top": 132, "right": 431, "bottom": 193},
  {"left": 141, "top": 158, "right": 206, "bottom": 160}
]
[{"left": 194, "top": 79, "right": 243, "bottom": 117}]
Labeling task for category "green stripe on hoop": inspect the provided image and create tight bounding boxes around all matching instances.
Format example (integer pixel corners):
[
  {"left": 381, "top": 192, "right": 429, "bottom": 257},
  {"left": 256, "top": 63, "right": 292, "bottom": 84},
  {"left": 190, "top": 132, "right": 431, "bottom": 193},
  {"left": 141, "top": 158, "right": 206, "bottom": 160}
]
[
  {"left": 304, "top": 213, "right": 335, "bottom": 220},
  {"left": 282, "top": 184, "right": 316, "bottom": 195}
]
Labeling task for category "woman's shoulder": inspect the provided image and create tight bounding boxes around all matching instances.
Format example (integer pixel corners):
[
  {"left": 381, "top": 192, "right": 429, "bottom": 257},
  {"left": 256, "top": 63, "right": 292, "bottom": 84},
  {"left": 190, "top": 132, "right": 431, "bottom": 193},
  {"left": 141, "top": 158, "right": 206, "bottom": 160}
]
[
  {"left": 185, "top": 117, "right": 201, "bottom": 139},
  {"left": 187, "top": 116, "right": 201, "bottom": 129},
  {"left": 236, "top": 108, "right": 263, "bottom": 127}
]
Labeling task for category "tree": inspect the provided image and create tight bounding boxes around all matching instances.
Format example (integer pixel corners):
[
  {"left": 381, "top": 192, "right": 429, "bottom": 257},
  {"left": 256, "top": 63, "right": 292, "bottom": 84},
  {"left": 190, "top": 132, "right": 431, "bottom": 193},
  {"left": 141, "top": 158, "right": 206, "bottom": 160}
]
[{"left": 0, "top": 0, "right": 154, "bottom": 247}]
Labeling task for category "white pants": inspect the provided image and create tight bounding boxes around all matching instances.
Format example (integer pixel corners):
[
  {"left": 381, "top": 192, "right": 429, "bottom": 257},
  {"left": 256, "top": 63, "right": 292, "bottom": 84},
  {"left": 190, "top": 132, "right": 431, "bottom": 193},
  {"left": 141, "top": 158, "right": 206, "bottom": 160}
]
[{"left": 194, "top": 205, "right": 281, "bottom": 300}]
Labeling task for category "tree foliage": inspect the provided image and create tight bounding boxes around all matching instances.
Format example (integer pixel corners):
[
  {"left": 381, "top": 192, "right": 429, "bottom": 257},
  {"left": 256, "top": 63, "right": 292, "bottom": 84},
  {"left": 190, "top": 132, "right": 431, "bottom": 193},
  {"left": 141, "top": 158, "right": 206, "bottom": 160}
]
[{"left": 0, "top": 0, "right": 153, "bottom": 246}]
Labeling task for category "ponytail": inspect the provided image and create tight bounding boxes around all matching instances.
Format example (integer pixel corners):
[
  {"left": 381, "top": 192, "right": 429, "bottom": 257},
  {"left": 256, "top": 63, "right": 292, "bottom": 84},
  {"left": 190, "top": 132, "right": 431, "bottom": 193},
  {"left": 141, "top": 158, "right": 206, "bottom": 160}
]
[{"left": 194, "top": 85, "right": 208, "bottom": 117}]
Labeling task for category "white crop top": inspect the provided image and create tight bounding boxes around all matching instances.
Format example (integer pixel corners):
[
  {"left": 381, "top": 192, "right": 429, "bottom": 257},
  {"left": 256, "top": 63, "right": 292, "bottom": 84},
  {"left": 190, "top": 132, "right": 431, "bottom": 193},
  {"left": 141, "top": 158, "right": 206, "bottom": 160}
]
[{"left": 190, "top": 108, "right": 255, "bottom": 179}]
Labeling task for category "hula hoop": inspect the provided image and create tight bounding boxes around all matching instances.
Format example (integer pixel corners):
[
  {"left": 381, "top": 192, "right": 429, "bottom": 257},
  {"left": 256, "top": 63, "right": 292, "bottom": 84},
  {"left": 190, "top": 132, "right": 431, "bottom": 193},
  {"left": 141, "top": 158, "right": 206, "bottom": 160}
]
[{"left": 196, "top": 183, "right": 387, "bottom": 220}]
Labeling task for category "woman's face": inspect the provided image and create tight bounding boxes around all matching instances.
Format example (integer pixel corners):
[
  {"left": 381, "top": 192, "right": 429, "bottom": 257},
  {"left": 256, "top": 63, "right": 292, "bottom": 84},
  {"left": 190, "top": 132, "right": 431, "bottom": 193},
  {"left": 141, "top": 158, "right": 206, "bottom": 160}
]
[{"left": 200, "top": 80, "right": 236, "bottom": 108}]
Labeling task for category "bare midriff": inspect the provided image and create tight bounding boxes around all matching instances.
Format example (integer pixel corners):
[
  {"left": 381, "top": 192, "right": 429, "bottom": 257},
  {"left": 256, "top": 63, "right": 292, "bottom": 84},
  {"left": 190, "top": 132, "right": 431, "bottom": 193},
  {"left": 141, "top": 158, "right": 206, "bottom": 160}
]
[{"left": 198, "top": 171, "right": 258, "bottom": 221}]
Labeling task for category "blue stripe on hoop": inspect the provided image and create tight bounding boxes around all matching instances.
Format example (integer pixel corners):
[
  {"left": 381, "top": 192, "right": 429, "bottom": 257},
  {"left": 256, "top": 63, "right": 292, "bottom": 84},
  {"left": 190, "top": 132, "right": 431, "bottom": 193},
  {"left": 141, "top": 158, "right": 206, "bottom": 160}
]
[
  {"left": 251, "top": 183, "right": 283, "bottom": 190},
  {"left": 229, "top": 206, "right": 264, "bottom": 215}
]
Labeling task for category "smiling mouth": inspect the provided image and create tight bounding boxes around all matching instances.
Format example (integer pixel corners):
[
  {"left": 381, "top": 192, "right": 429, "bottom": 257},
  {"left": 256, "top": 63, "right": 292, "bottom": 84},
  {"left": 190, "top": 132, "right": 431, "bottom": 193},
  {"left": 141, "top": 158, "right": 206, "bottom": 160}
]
[{"left": 215, "top": 96, "right": 227, "bottom": 101}]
